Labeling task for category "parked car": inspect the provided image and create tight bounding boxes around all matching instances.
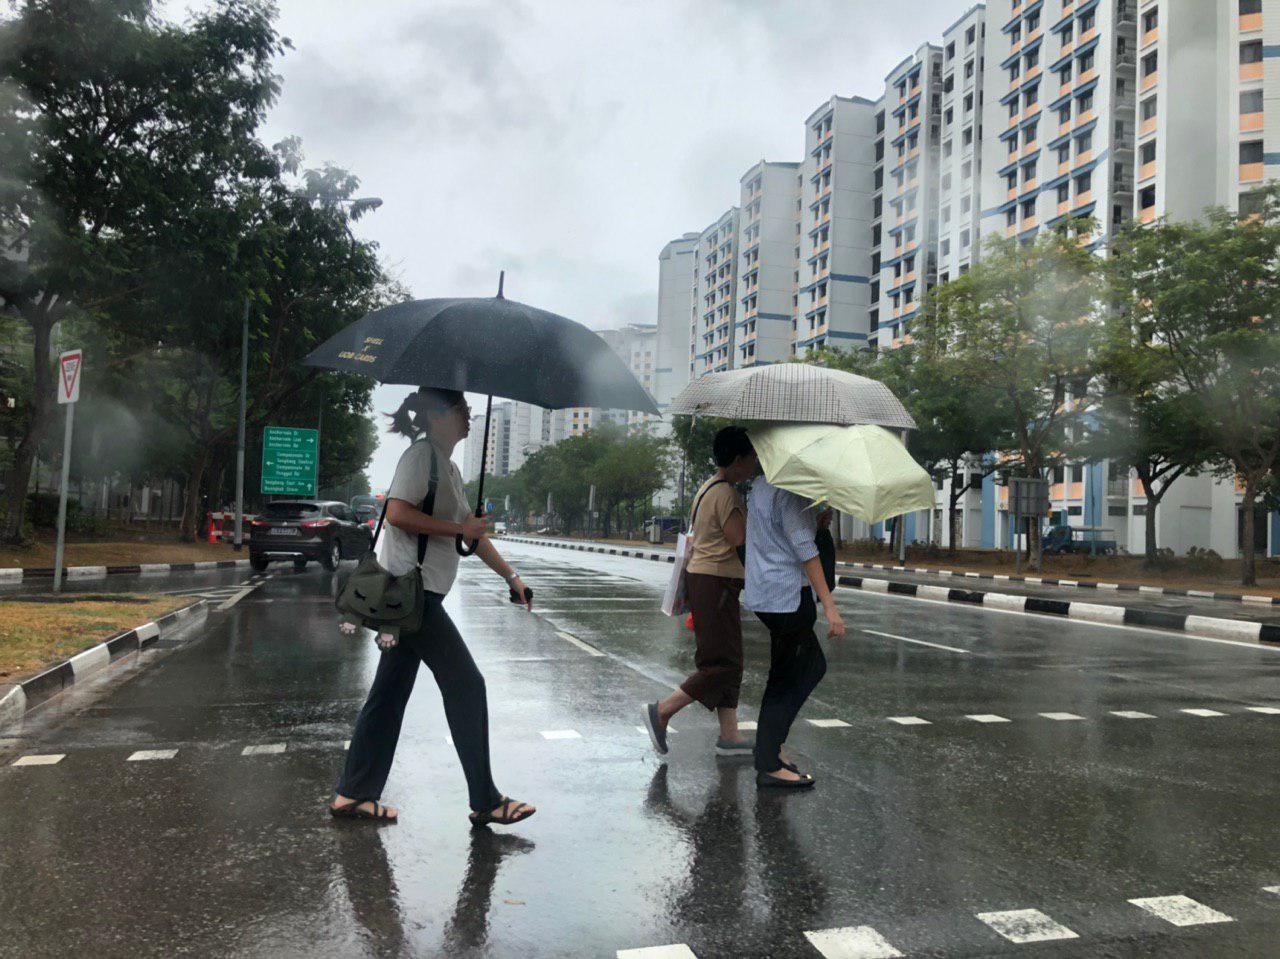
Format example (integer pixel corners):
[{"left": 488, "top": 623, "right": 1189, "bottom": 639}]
[{"left": 250, "top": 500, "right": 372, "bottom": 572}]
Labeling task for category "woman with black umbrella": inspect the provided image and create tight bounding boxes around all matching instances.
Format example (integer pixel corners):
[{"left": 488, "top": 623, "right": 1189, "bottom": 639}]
[{"left": 330, "top": 387, "right": 535, "bottom": 827}]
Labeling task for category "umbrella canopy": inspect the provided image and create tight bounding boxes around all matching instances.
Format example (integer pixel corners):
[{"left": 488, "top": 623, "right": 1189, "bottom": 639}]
[
  {"left": 302, "top": 292, "right": 659, "bottom": 414},
  {"left": 668, "top": 364, "right": 915, "bottom": 430},
  {"left": 749, "top": 423, "right": 935, "bottom": 525}
]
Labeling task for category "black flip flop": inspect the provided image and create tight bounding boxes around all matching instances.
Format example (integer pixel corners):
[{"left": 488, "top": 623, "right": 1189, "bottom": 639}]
[
  {"left": 470, "top": 797, "right": 536, "bottom": 828},
  {"left": 329, "top": 799, "right": 399, "bottom": 823}
]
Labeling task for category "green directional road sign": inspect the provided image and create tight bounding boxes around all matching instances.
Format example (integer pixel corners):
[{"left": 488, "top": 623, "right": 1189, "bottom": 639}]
[{"left": 261, "top": 426, "right": 318, "bottom": 496}]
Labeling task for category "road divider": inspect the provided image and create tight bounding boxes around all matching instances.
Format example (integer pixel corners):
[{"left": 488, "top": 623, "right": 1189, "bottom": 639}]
[{"left": 0, "top": 559, "right": 251, "bottom": 584}]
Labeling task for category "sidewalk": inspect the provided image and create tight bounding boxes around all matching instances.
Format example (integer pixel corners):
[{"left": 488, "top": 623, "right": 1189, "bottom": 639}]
[{"left": 504, "top": 535, "right": 1280, "bottom": 640}]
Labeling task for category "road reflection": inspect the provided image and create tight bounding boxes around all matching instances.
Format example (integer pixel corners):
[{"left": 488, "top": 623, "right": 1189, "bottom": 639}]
[{"left": 441, "top": 829, "right": 536, "bottom": 955}]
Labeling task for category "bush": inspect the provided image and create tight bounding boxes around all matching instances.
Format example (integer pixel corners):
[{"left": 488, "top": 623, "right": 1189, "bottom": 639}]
[
  {"left": 1184, "top": 546, "right": 1224, "bottom": 575},
  {"left": 26, "top": 492, "right": 64, "bottom": 529}
]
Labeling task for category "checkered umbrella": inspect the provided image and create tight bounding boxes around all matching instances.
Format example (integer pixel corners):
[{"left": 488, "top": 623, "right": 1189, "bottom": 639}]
[{"left": 668, "top": 364, "right": 916, "bottom": 430}]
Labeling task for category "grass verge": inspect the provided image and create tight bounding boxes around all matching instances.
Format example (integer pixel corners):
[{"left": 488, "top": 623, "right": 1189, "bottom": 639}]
[{"left": 0, "top": 595, "right": 190, "bottom": 681}]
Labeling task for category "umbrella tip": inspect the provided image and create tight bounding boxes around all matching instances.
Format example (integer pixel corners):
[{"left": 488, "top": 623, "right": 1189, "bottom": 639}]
[{"left": 497, "top": 270, "right": 505, "bottom": 299}]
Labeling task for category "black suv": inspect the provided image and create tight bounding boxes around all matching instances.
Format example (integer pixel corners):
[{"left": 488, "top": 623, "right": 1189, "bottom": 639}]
[{"left": 249, "top": 500, "right": 372, "bottom": 572}]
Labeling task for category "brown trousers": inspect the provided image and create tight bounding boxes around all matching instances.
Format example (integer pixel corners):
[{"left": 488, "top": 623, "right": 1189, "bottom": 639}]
[{"left": 679, "top": 572, "right": 745, "bottom": 710}]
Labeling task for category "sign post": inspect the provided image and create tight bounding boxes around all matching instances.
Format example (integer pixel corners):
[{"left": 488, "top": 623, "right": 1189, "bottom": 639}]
[
  {"left": 53, "top": 349, "right": 83, "bottom": 593},
  {"left": 261, "top": 427, "right": 319, "bottom": 497}
]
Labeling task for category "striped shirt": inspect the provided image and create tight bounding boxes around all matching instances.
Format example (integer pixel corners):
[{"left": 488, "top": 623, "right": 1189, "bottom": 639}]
[{"left": 741, "top": 477, "right": 820, "bottom": 614}]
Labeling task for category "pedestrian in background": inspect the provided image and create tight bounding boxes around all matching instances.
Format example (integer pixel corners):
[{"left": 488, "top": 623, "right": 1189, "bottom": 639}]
[
  {"left": 643, "top": 427, "right": 758, "bottom": 758},
  {"left": 742, "top": 476, "right": 846, "bottom": 789},
  {"left": 330, "top": 387, "right": 536, "bottom": 827}
]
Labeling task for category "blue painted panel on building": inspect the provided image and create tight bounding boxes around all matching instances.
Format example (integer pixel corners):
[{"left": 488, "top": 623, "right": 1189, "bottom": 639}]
[{"left": 904, "top": 512, "right": 917, "bottom": 544}]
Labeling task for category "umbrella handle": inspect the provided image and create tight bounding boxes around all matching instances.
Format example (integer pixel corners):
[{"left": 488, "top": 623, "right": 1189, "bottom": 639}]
[
  {"left": 456, "top": 392, "right": 493, "bottom": 558},
  {"left": 455, "top": 531, "right": 479, "bottom": 556}
]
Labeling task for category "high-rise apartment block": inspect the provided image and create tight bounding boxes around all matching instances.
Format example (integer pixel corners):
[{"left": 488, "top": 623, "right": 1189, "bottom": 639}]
[
  {"left": 690, "top": 208, "right": 740, "bottom": 377},
  {"left": 653, "top": 233, "right": 699, "bottom": 415},
  {"left": 795, "top": 96, "right": 880, "bottom": 353},
  {"left": 736, "top": 160, "right": 801, "bottom": 367}
]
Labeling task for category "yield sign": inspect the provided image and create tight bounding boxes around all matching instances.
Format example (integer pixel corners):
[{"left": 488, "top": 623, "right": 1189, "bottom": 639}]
[{"left": 58, "top": 349, "right": 82, "bottom": 404}]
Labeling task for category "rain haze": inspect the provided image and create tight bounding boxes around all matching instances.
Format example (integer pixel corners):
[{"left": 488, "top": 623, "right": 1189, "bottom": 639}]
[{"left": 253, "top": 0, "right": 969, "bottom": 488}]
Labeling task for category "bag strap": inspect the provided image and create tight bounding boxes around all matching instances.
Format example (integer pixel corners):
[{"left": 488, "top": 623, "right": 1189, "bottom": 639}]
[
  {"left": 416, "top": 445, "right": 440, "bottom": 565},
  {"left": 368, "top": 441, "right": 441, "bottom": 568},
  {"left": 689, "top": 478, "right": 728, "bottom": 530}
]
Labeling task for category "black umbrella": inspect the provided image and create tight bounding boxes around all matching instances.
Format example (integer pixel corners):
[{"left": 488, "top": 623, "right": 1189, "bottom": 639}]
[{"left": 303, "top": 274, "right": 659, "bottom": 554}]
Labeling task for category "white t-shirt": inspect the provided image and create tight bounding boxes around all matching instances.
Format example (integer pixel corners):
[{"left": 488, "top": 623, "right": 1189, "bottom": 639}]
[{"left": 375, "top": 439, "right": 471, "bottom": 596}]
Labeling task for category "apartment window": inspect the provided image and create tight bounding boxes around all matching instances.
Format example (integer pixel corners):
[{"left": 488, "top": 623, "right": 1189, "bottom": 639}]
[
  {"left": 1116, "top": 77, "right": 1126, "bottom": 96},
  {"left": 1079, "top": 12, "right": 1095, "bottom": 33},
  {"left": 1140, "top": 140, "right": 1156, "bottom": 165},
  {"left": 1009, "top": 101, "right": 1020, "bottom": 120},
  {"left": 1140, "top": 185, "right": 1156, "bottom": 211},
  {"left": 1075, "top": 171, "right": 1092, "bottom": 194},
  {"left": 1058, "top": 66, "right": 1072, "bottom": 86},
  {"left": 1142, "top": 8, "right": 1158, "bottom": 32},
  {"left": 1240, "top": 190, "right": 1266, "bottom": 215},
  {"left": 1077, "top": 90, "right": 1094, "bottom": 113},
  {"left": 943, "top": 140, "right": 954, "bottom": 158},
  {"left": 1022, "top": 161, "right": 1037, "bottom": 181},
  {"left": 1141, "top": 96, "right": 1157, "bottom": 121},
  {"left": 1241, "top": 0, "right": 1262, "bottom": 13},
  {"left": 941, "top": 239, "right": 951, "bottom": 256},
  {"left": 1141, "top": 52, "right": 1157, "bottom": 78},
  {"left": 1006, "top": 172, "right": 1018, "bottom": 191},
  {"left": 942, "top": 205, "right": 951, "bottom": 223},
  {"left": 965, "top": 59, "right": 975, "bottom": 80},
  {"left": 1026, "top": 11, "right": 1040, "bottom": 32},
  {"left": 1079, "top": 51, "right": 1095, "bottom": 74},
  {"left": 1022, "top": 124, "right": 1037, "bottom": 146},
  {"left": 961, "top": 160, "right": 972, "bottom": 179},
  {"left": 1024, "top": 87, "right": 1039, "bottom": 108},
  {"left": 1241, "top": 140, "right": 1264, "bottom": 164},
  {"left": 1061, "top": 23, "right": 1073, "bottom": 44},
  {"left": 946, "top": 41, "right": 956, "bottom": 60},
  {"left": 1241, "top": 41, "right": 1264, "bottom": 65},
  {"left": 966, "top": 25, "right": 976, "bottom": 45},
  {"left": 1026, "top": 48, "right": 1040, "bottom": 69},
  {"left": 1022, "top": 199, "right": 1036, "bottom": 220},
  {"left": 1076, "top": 131, "right": 1093, "bottom": 154},
  {"left": 942, "top": 173, "right": 953, "bottom": 191},
  {"left": 1010, "top": 63, "right": 1022, "bottom": 83},
  {"left": 946, "top": 107, "right": 955, "bottom": 125},
  {"left": 1008, "top": 137, "right": 1019, "bottom": 157},
  {"left": 1115, "top": 119, "right": 1126, "bottom": 140},
  {"left": 1057, "top": 183, "right": 1070, "bottom": 203},
  {"left": 960, "top": 229, "right": 971, "bottom": 248},
  {"left": 1059, "top": 104, "right": 1071, "bottom": 125},
  {"left": 963, "top": 126, "right": 974, "bottom": 146},
  {"left": 961, "top": 195, "right": 972, "bottom": 213},
  {"left": 964, "top": 93, "right": 974, "bottom": 113}
]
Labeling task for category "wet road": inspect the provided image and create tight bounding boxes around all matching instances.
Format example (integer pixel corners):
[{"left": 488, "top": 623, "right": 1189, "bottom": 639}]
[{"left": 2, "top": 540, "right": 1279, "bottom": 957}]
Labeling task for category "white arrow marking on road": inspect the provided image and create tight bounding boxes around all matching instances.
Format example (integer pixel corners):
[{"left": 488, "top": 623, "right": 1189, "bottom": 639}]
[
  {"left": 11, "top": 754, "right": 65, "bottom": 766},
  {"left": 127, "top": 749, "right": 178, "bottom": 762},
  {"left": 1180, "top": 708, "right": 1227, "bottom": 717},
  {"left": 1111, "top": 710, "right": 1157, "bottom": 719},
  {"left": 1129, "top": 895, "right": 1234, "bottom": 926},
  {"left": 617, "top": 946, "right": 698, "bottom": 959},
  {"left": 976, "top": 909, "right": 1079, "bottom": 943},
  {"left": 887, "top": 716, "right": 932, "bottom": 725},
  {"left": 862, "top": 629, "right": 971, "bottom": 654},
  {"left": 803, "top": 925, "right": 903, "bottom": 958},
  {"left": 1038, "top": 712, "right": 1086, "bottom": 721}
]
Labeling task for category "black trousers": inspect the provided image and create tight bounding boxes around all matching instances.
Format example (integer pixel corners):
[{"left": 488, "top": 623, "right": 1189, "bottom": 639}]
[
  {"left": 752, "top": 588, "right": 828, "bottom": 774},
  {"left": 336, "top": 594, "right": 502, "bottom": 813}
]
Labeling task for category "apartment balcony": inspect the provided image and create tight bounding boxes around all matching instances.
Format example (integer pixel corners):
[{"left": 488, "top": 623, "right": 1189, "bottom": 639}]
[
  {"left": 1138, "top": 160, "right": 1156, "bottom": 182},
  {"left": 1078, "top": 67, "right": 1097, "bottom": 85},
  {"left": 1028, "top": 28, "right": 1042, "bottom": 43},
  {"left": 1141, "top": 70, "right": 1158, "bottom": 92},
  {"left": 1080, "top": 26, "right": 1098, "bottom": 45},
  {"left": 1076, "top": 149, "right": 1094, "bottom": 166},
  {"left": 903, "top": 270, "right": 916, "bottom": 285},
  {"left": 1011, "top": 37, "right": 1023, "bottom": 54},
  {"left": 1241, "top": 62, "right": 1264, "bottom": 82},
  {"left": 909, "top": 115, "right": 921, "bottom": 131},
  {"left": 1022, "top": 177, "right": 1039, "bottom": 194},
  {"left": 1141, "top": 27, "right": 1158, "bottom": 48},
  {"left": 1059, "top": 120, "right": 1072, "bottom": 137},
  {"left": 1139, "top": 206, "right": 1156, "bottom": 224},
  {"left": 1058, "top": 200, "right": 1070, "bottom": 216},
  {"left": 1075, "top": 189, "right": 1094, "bottom": 208},
  {"left": 1026, "top": 65, "right": 1042, "bottom": 82},
  {"left": 1009, "top": 112, "right": 1021, "bottom": 130},
  {"left": 1242, "top": 111, "right": 1264, "bottom": 133},
  {"left": 1008, "top": 186, "right": 1019, "bottom": 202},
  {"left": 1140, "top": 115, "right": 1156, "bottom": 137},
  {"left": 1240, "top": 12, "right": 1263, "bottom": 32},
  {"left": 1061, "top": 39, "right": 1076, "bottom": 57},
  {"left": 1023, "top": 215, "right": 1039, "bottom": 231},
  {"left": 1060, "top": 77, "right": 1074, "bottom": 95},
  {"left": 1241, "top": 162, "right": 1265, "bottom": 183},
  {"left": 1061, "top": 0, "right": 1074, "bottom": 13},
  {"left": 909, "top": 146, "right": 920, "bottom": 160},
  {"left": 1005, "top": 222, "right": 1018, "bottom": 238},
  {"left": 1076, "top": 108, "right": 1095, "bottom": 127}
]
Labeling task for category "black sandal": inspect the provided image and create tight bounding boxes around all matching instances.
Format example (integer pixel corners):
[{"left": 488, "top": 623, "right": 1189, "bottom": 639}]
[
  {"left": 329, "top": 799, "right": 399, "bottom": 823},
  {"left": 470, "top": 796, "right": 536, "bottom": 828}
]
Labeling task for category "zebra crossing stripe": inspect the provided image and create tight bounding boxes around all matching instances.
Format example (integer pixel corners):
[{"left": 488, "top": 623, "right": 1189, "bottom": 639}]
[
  {"left": 887, "top": 716, "right": 932, "bottom": 725},
  {"left": 807, "top": 718, "right": 852, "bottom": 728},
  {"left": 803, "top": 925, "right": 903, "bottom": 958},
  {"left": 616, "top": 945, "right": 698, "bottom": 959},
  {"left": 540, "top": 729, "right": 581, "bottom": 740},
  {"left": 966, "top": 714, "right": 1011, "bottom": 723},
  {"left": 241, "top": 744, "right": 286, "bottom": 756},
  {"left": 1038, "top": 712, "right": 1086, "bottom": 721},
  {"left": 1128, "top": 895, "right": 1233, "bottom": 926},
  {"left": 976, "top": 908, "right": 1079, "bottom": 943}
]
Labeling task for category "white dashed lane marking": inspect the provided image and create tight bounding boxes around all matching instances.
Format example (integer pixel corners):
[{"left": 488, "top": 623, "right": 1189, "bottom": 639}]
[
  {"left": 887, "top": 716, "right": 932, "bottom": 725},
  {"left": 1111, "top": 710, "right": 1157, "bottom": 719},
  {"left": 862, "top": 628, "right": 971, "bottom": 655},
  {"left": 127, "top": 749, "right": 177, "bottom": 762},
  {"left": 966, "top": 714, "right": 1011, "bottom": 723},
  {"left": 1180, "top": 708, "right": 1227, "bottom": 718},
  {"left": 803, "top": 925, "right": 903, "bottom": 958},
  {"left": 241, "top": 744, "right": 286, "bottom": 756},
  {"left": 616, "top": 945, "right": 698, "bottom": 959},
  {"left": 540, "top": 729, "right": 582, "bottom": 740},
  {"left": 554, "top": 630, "right": 605, "bottom": 657},
  {"left": 10, "top": 754, "right": 65, "bottom": 766},
  {"left": 1129, "top": 895, "right": 1234, "bottom": 926},
  {"left": 976, "top": 908, "right": 1079, "bottom": 943},
  {"left": 807, "top": 718, "right": 852, "bottom": 728},
  {"left": 1039, "top": 712, "right": 1086, "bottom": 721},
  {"left": 1246, "top": 706, "right": 1280, "bottom": 715}
]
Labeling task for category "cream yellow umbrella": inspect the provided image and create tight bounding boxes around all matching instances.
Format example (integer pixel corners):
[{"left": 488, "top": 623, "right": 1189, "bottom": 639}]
[{"left": 748, "top": 423, "right": 936, "bottom": 524}]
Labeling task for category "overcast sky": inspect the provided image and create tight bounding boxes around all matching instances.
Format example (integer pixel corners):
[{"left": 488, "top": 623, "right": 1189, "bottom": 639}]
[{"left": 253, "top": 0, "right": 971, "bottom": 489}]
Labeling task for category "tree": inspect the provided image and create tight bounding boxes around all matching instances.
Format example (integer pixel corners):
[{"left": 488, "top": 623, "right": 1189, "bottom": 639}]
[
  {"left": 920, "top": 224, "right": 1105, "bottom": 569},
  {"left": 589, "top": 423, "right": 671, "bottom": 536},
  {"left": 808, "top": 343, "right": 1010, "bottom": 551},
  {"left": 1107, "top": 187, "right": 1280, "bottom": 585},
  {"left": 0, "top": 0, "right": 288, "bottom": 542}
]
